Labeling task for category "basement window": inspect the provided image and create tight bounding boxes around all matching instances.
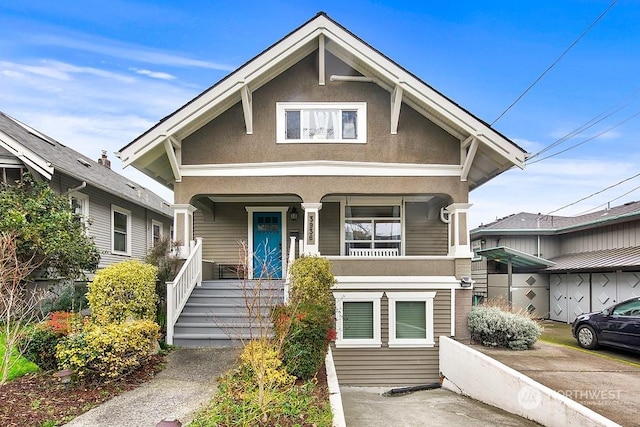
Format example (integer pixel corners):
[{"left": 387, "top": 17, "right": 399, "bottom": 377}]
[
  {"left": 334, "top": 292, "right": 382, "bottom": 348},
  {"left": 387, "top": 292, "right": 436, "bottom": 348},
  {"left": 276, "top": 102, "right": 366, "bottom": 143}
]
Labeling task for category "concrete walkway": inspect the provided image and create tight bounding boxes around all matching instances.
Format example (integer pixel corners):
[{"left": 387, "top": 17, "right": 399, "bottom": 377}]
[
  {"left": 341, "top": 386, "right": 541, "bottom": 426},
  {"left": 64, "top": 347, "right": 240, "bottom": 427}
]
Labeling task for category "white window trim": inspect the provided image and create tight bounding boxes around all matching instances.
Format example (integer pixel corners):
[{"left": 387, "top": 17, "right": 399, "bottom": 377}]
[
  {"left": 276, "top": 102, "right": 367, "bottom": 144},
  {"left": 111, "top": 205, "right": 131, "bottom": 256},
  {"left": 151, "top": 219, "right": 163, "bottom": 245},
  {"left": 334, "top": 291, "right": 382, "bottom": 348},
  {"left": 68, "top": 191, "right": 90, "bottom": 229},
  {"left": 387, "top": 291, "right": 436, "bottom": 348}
]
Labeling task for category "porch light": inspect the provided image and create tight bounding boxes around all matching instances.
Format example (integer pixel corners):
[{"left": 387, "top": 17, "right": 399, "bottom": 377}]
[{"left": 290, "top": 207, "right": 298, "bottom": 221}]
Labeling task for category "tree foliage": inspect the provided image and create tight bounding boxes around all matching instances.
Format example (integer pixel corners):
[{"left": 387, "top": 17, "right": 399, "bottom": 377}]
[{"left": 0, "top": 177, "right": 99, "bottom": 279}]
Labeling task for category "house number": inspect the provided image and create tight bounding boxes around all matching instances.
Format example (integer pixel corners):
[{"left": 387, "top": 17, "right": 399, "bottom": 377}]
[{"left": 307, "top": 212, "right": 315, "bottom": 245}]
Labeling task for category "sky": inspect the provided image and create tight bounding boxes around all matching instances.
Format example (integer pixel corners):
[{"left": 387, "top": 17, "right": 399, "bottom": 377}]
[{"left": 1, "top": 0, "right": 639, "bottom": 229}]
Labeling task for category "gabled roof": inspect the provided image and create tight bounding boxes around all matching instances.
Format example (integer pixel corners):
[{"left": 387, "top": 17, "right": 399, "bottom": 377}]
[
  {"left": 0, "top": 112, "right": 172, "bottom": 217},
  {"left": 471, "top": 201, "right": 640, "bottom": 237},
  {"left": 118, "top": 12, "right": 527, "bottom": 191}
]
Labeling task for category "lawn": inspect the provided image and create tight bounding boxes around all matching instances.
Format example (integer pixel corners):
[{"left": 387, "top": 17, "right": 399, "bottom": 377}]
[{"left": 0, "top": 331, "right": 39, "bottom": 381}]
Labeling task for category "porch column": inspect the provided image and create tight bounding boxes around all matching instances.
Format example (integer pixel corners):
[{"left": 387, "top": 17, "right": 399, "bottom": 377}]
[
  {"left": 173, "top": 204, "right": 197, "bottom": 258},
  {"left": 301, "top": 202, "right": 322, "bottom": 255},
  {"left": 445, "top": 203, "right": 473, "bottom": 258}
]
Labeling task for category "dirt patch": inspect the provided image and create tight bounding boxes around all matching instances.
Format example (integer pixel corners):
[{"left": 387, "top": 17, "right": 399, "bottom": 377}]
[{"left": 0, "top": 354, "right": 166, "bottom": 427}]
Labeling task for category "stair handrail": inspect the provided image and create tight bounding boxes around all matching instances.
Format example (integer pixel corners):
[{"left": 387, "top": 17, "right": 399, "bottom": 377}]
[{"left": 166, "top": 237, "right": 203, "bottom": 345}]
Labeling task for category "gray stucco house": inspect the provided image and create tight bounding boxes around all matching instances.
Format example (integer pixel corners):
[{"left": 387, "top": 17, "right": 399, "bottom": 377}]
[
  {"left": 118, "top": 12, "right": 526, "bottom": 386},
  {"left": 0, "top": 111, "right": 173, "bottom": 271},
  {"left": 471, "top": 201, "right": 640, "bottom": 323}
]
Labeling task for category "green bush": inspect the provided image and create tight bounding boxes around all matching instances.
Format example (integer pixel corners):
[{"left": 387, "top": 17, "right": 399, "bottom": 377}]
[
  {"left": 279, "top": 305, "right": 333, "bottom": 380},
  {"left": 468, "top": 306, "right": 541, "bottom": 350},
  {"left": 19, "top": 326, "right": 60, "bottom": 371},
  {"left": 56, "top": 319, "right": 160, "bottom": 381},
  {"left": 288, "top": 256, "right": 336, "bottom": 309},
  {"left": 87, "top": 260, "right": 158, "bottom": 324},
  {"left": 41, "top": 282, "right": 88, "bottom": 314}
]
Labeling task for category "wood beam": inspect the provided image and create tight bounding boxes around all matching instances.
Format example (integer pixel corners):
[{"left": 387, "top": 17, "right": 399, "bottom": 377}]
[
  {"left": 163, "top": 138, "right": 182, "bottom": 182},
  {"left": 390, "top": 84, "right": 403, "bottom": 134},
  {"left": 461, "top": 137, "right": 479, "bottom": 182},
  {"left": 241, "top": 84, "right": 253, "bottom": 135},
  {"left": 319, "top": 34, "right": 325, "bottom": 86}
]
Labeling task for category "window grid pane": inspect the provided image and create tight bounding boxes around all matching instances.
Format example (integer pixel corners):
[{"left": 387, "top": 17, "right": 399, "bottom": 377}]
[
  {"left": 343, "top": 301, "right": 374, "bottom": 339},
  {"left": 285, "top": 111, "right": 300, "bottom": 139},
  {"left": 396, "top": 301, "right": 426, "bottom": 339}
]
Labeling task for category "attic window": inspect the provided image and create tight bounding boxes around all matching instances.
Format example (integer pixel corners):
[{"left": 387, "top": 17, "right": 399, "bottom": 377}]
[
  {"left": 77, "top": 158, "right": 91, "bottom": 167},
  {"left": 276, "top": 102, "right": 366, "bottom": 144}
]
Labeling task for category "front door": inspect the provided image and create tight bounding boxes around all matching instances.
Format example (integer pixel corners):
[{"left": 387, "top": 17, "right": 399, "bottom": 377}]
[{"left": 253, "top": 212, "right": 283, "bottom": 279}]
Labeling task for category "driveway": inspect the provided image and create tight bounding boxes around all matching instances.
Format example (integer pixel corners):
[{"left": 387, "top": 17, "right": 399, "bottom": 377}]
[{"left": 475, "top": 322, "right": 640, "bottom": 427}]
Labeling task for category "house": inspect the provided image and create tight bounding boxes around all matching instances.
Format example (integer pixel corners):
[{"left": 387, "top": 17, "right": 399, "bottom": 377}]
[
  {"left": 118, "top": 12, "right": 527, "bottom": 386},
  {"left": 471, "top": 202, "right": 640, "bottom": 323},
  {"left": 0, "top": 111, "right": 173, "bottom": 272}
]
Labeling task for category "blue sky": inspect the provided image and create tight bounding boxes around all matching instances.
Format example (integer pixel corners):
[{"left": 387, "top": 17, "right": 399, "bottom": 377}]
[{"left": 2, "top": 1, "right": 639, "bottom": 228}]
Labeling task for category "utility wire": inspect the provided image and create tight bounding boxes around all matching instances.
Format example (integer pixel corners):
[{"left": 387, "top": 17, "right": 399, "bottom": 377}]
[
  {"left": 547, "top": 172, "right": 640, "bottom": 215},
  {"left": 526, "top": 109, "right": 640, "bottom": 165},
  {"left": 576, "top": 183, "right": 640, "bottom": 215},
  {"left": 491, "top": 0, "right": 618, "bottom": 125}
]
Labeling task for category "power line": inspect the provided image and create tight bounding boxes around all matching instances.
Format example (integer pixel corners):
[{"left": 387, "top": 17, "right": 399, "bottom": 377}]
[
  {"left": 576, "top": 183, "right": 640, "bottom": 215},
  {"left": 526, "top": 109, "right": 640, "bottom": 165},
  {"left": 491, "top": 0, "right": 618, "bottom": 125},
  {"left": 547, "top": 172, "right": 640, "bottom": 215}
]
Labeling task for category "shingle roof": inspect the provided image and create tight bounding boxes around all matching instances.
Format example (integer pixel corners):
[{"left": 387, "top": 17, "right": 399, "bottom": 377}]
[
  {"left": 0, "top": 112, "right": 172, "bottom": 217},
  {"left": 545, "top": 246, "right": 640, "bottom": 272},
  {"left": 472, "top": 201, "right": 640, "bottom": 235}
]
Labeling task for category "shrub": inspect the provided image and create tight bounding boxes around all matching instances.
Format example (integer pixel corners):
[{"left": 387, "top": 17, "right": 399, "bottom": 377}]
[
  {"left": 56, "top": 319, "right": 160, "bottom": 381},
  {"left": 277, "top": 305, "right": 333, "bottom": 380},
  {"left": 240, "top": 340, "right": 295, "bottom": 388},
  {"left": 468, "top": 306, "right": 542, "bottom": 350},
  {"left": 288, "top": 256, "right": 336, "bottom": 309},
  {"left": 87, "top": 260, "right": 158, "bottom": 324},
  {"left": 41, "top": 282, "right": 89, "bottom": 314},
  {"left": 19, "top": 311, "right": 82, "bottom": 371}
]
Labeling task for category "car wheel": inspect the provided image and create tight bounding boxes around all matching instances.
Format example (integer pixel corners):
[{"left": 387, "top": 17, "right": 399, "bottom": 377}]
[{"left": 576, "top": 324, "right": 599, "bottom": 349}]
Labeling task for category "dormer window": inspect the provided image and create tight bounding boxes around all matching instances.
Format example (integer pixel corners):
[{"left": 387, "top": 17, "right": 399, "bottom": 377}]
[{"left": 277, "top": 102, "right": 366, "bottom": 143}]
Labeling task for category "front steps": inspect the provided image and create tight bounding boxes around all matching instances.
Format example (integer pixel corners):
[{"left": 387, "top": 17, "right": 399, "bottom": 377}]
[{"left": 172, "top": 279, "right": 284, "bottom": 347}]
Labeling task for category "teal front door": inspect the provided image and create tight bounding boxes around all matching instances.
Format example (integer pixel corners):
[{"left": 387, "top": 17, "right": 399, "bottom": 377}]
[{"left": 253, "top": 212, "right": 282, "bottom": 279}]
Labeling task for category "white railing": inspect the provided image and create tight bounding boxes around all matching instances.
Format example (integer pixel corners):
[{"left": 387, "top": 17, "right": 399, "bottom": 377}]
[
  {"left": 349, "top": 248, "right": 399, "bottom": 257},
  {"left": 166, "top": 237, "right": 203, "bottom": 345},
  {"left": 284, "top": 236, "right": 297, "bottom": 304}
]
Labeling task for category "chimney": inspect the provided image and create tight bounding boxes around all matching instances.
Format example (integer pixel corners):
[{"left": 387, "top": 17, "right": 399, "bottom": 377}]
[{"left": 98, "top": 150, "right": 111, "bottom": 169}]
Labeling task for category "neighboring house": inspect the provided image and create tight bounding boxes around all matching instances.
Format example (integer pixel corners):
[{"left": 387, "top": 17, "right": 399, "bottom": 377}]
[
  {"left": 471, "top": 202, "right": 640, "bottom": 323},
  {"left": 118, "top": 12, "right": 526, "bottom": 386},
  {"left": 0, "top": 111, "right": 173, "bottom": 272}
]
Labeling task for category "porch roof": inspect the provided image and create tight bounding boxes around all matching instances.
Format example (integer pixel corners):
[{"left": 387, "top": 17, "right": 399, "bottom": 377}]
[{"left": 476, "top": 246, "right": 555, "bottom": 269}]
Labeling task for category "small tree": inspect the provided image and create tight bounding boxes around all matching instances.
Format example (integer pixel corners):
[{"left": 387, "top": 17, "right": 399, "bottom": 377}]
[
  {"left": 0, "top": 233, "right": 43, "bottom": 384},
  {"left": 0, "top": 176, "right": 99, "bottom": 279}
]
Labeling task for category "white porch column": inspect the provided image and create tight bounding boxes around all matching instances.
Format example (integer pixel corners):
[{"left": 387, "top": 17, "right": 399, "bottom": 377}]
[
  {"left": 173, "top": 204, "right": 197, "bottom": 258},
  {"left": 445, "top": 203, "right": 473, "bottom": 258},
  {"left": 301, "top": 202, "right": 322, "bottom": 255}
]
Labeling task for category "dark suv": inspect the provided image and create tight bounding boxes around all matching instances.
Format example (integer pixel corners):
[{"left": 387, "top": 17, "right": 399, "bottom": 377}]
[{"left": 572, "top": 297, "right": 640, "bottom": 352}]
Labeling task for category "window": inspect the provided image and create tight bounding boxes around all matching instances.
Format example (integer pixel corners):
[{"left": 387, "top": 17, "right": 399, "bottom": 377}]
[
  {"left": 69, "top": 192, "right": 89, "bottom": 228},
  {"left": 387, "top": 292, "right": 436, "bottom": 348},
  {"left": 276, "top": 102, "right": 366, "bottom": 143},
  {"left": 345, "top": 205, "right": 401, "bottom": 255},
  {"left": 334, "top": 292, "right": 382, "bottom": 348},
  {"left": 151, "top": 220, "right": 163, "bottom": 245},
  {"left": 111, "top": 205, "right": 131, "bottom": 255},
  {"left": 612, "top": 299, "right": 640, "bottom": 317},
  {"left": 471, "top": 240, "right": 483, "bottom": 261}
]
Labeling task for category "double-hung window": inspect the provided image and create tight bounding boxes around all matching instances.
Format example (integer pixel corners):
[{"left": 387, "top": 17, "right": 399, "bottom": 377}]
[
  {"left": 345, "top": 205, "right": 401, "bottom": 255},
  {"left": 111, "top": 205, "right": 131, "bottom": 255},
  {"left": 334, "top": 292, "right": 382, "bottom": 348},
  {"left": 387, "top": 292, "right": 436, "bottom": 348},
  {"left": 69, "top": 192, "right": 89, "bottom": 229},
  {"left": 276, "top": 102, "right": 366, "bottom": 143},
  {"left": 151, "top": 220, "right": 163, "bottom": 245}
]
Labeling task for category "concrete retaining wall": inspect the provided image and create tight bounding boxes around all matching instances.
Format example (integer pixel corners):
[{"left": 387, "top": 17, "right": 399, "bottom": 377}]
[{"left": 438, "top": 337, "right": 620, "bottom": 427}]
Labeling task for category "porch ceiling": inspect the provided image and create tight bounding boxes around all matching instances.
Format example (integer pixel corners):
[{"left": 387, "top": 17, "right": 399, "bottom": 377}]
[{"left": 477, "top": 246, "right": 555, "bottom": 269}]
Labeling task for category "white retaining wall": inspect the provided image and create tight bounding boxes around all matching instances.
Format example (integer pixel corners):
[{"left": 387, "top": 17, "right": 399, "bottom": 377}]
[{"left": 438, "top": 337, "right": 620, "bottom": 427}]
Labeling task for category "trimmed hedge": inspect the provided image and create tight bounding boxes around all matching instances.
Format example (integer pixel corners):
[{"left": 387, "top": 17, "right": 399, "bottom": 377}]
[{"left": 468, "top": 306, "right": 541, "bottom": 350}]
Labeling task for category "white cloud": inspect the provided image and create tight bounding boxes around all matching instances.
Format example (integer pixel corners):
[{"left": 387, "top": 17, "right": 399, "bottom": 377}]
[{"left": 132, "top": 68, "right": 177, "bottom": 80}]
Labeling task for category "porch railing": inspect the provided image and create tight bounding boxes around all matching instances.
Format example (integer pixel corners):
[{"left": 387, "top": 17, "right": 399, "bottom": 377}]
[
  {"left": 166, "top": 237, "right": 202, "bottom": 345},
  {"left": 348, "top": 248, "right": 399, "bottom": 257}
]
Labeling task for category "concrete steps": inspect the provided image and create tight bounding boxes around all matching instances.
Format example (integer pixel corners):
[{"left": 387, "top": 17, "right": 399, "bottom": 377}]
[{"left": 172, "top": 279, "right": 284, "bottom": 348}]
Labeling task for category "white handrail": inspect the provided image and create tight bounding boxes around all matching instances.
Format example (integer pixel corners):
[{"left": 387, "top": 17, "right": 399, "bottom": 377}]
[
  {"left": 284, "top": 235, "right": 297, "bottom": 304},
  {"left": 166, "top": 237, "right": 203, "bottom": 345}
]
